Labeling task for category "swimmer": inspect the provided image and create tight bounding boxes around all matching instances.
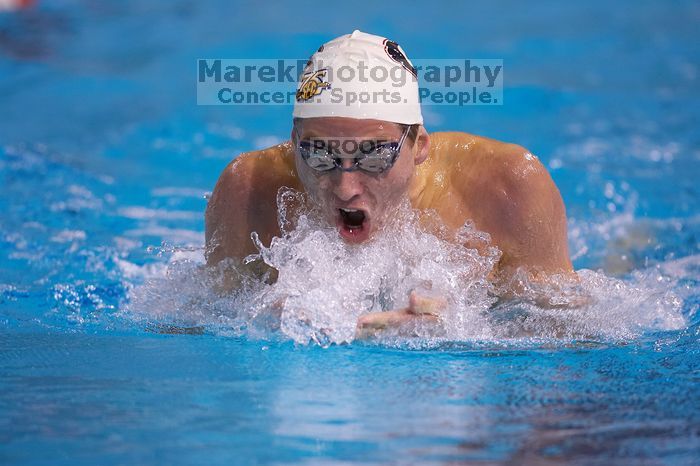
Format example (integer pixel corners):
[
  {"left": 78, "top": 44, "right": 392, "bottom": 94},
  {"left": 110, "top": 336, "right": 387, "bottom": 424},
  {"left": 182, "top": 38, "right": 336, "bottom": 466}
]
[{"left": 205, "top": 31, "right": 577, "bottom": 335}]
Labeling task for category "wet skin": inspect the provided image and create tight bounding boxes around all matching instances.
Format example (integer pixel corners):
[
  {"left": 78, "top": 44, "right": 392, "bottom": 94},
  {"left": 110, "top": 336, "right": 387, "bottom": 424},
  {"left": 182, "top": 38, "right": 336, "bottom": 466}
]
[{"left": 205, "top": 117, "right": 575, "bottom": 333}]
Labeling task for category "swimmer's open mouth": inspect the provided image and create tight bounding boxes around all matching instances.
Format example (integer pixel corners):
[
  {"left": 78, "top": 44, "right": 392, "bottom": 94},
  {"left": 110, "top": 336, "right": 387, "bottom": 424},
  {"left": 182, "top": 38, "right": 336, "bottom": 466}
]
[
  {"left": 339, "top": 208, "right": 365, "bottom": 227},
  {"left": 337, "top": 207, "right": 370, "bottom": 243}
]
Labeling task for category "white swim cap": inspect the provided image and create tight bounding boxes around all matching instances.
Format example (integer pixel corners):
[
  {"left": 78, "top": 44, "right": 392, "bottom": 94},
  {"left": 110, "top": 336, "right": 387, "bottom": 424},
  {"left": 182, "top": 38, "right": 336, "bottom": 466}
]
[{"left": 293, "top": 30, "right": 423, "bottom": 125}]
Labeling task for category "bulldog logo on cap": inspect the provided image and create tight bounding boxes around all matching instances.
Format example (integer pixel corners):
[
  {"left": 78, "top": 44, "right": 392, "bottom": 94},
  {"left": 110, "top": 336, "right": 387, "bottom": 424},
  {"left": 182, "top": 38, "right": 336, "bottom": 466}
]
[{"left": 296, "top": 69, "right": 332, "bottom": 102}]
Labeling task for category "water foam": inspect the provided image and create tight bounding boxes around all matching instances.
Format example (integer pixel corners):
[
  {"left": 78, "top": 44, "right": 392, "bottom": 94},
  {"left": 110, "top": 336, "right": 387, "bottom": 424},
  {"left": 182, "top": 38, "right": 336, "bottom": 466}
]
[{"left": 127, "top": 189, "right": 687, "bottom": 348}]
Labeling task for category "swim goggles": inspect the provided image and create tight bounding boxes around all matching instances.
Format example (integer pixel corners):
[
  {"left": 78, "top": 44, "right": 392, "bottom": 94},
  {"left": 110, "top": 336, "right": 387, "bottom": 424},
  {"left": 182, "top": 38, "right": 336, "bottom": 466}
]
[{"left": 294, "top": 124, "right": 412, "bottom": 174}]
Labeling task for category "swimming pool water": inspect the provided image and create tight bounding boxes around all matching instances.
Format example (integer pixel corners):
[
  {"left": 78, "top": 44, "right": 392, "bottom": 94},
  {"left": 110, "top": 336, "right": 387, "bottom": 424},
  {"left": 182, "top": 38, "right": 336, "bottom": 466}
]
[{"left": 1, "top": 0, "right": 699, "bottom": 464}]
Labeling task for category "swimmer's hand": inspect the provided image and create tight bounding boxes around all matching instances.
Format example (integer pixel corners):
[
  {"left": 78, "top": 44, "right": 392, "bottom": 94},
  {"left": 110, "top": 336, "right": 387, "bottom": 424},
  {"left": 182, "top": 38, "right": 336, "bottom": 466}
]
[{"left": 355, "top": 291, "right": 447, "bottom": 339}]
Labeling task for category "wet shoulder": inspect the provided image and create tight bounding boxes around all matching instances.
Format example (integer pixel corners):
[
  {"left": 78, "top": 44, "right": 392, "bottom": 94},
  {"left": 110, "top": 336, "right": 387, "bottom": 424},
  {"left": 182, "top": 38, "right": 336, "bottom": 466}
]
[
  {"left": 217, "top": 141, "right": 302, "bottom": 200},
  {"left": 424, "top": 131, "right": 541, "bottom": 193},
  {"left": 226, "top": 141, "right": 298, "bottom": 181}
]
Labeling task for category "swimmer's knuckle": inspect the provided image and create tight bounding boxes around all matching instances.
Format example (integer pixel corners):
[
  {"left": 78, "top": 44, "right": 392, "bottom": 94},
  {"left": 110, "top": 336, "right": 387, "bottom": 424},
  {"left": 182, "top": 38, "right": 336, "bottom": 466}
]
[{"left": 357, "top": 315, "right": 373, "bottom": 326}]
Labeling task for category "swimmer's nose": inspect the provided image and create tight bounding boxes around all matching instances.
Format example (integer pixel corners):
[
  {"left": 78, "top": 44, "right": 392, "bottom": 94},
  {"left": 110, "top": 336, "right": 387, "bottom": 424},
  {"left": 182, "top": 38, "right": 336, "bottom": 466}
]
[{"left": 333, "top": 170, "right": 363, "bottom": 202}]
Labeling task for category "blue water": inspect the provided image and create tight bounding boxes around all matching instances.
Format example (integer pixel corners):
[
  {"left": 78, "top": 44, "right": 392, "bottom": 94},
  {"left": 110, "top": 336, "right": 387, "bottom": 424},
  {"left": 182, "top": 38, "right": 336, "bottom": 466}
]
[{"left": 1, "top": 0, "right": 699, "bottom": 464}]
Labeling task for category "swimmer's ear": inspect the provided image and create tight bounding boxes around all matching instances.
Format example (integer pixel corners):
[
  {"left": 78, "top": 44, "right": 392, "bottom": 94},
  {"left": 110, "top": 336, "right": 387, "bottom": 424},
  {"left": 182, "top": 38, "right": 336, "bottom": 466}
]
[{"left": 414, "top": 126, "right": 430, "bottom": 165}]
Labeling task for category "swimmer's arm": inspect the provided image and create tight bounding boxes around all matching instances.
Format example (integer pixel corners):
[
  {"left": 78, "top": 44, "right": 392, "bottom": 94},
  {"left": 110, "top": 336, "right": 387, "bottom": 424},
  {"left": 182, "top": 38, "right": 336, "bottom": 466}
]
[
  {"left": 487, "top": 147, "right": 573, "bottom": 274},
  {"left": 207, "top": 154, "right": 255, "bottom": 266},
  {"left": 205, "top": 152, "right": 286, "bottom": 294},
  {"left": 355, "top": 291, "right": 446, "bottom": 339},
  {"left": 477, "top": 147, "right": 587, "bottom": 307},
  {"left": 207, "top": 145, "right": 303, "bottom": 262}
]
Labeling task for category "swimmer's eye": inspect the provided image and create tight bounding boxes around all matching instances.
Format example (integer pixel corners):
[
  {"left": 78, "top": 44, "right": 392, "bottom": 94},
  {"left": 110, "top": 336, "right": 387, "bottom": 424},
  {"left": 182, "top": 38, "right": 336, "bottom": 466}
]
[
  {"left": 298, "top": 141, "right": 337, "bottom": 171},
  {"left": 294, "top": 125, "right": 412, "bottom": 174},
  {"left": 373, "top": 142, "right": 399, "bottom": 158}
]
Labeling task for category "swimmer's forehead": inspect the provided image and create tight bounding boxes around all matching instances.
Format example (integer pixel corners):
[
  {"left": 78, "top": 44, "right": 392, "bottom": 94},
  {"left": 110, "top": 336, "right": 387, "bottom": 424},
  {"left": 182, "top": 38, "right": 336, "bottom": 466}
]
[{"left": 295, "top": 117, "right": 404, "bottom": 139}]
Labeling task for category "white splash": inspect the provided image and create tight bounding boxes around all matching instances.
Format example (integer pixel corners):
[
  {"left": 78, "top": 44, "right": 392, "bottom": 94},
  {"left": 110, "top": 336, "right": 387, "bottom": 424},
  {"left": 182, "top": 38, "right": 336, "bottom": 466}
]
[{"left": 127, "top": 189, "right": 687, "bottom": 348}]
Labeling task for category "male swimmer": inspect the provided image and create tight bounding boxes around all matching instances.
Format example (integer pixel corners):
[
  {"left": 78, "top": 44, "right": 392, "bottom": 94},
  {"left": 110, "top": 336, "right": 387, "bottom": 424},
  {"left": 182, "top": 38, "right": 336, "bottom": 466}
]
[{"left": 205, "top": 31, "right": 575, "bottom": 335}]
